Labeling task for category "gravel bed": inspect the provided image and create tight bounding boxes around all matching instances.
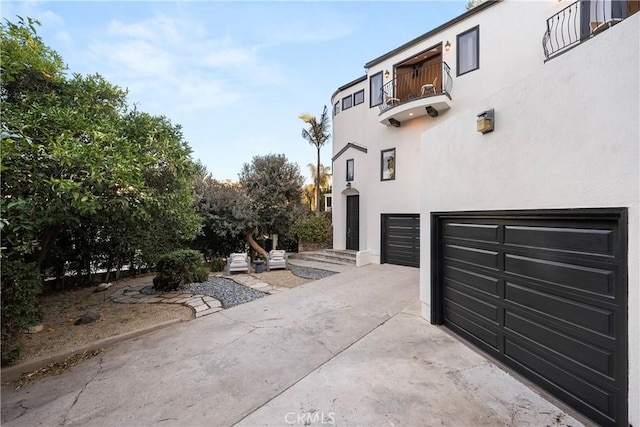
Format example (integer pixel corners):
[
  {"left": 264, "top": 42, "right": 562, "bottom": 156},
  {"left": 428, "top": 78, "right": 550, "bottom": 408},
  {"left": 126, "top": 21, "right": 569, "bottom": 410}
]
[
  {"left": 179, "top": 277, "right": 266, "bottom": 308},
  {"left": 289, "top": 264, "right": 337, "bottom": 280},
  {"left": 139, "top": 285, "right": 162, "bottom": 295}
]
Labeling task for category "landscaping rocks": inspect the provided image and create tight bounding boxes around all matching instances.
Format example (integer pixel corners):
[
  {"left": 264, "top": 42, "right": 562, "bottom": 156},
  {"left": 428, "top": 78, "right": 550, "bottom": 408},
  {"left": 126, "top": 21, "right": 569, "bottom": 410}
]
[
  {"left": 180, "top": 277, "right": 267, "bottom": 308},
  {"left": 74, "top": 310, "right": 102, "bottom": 325},
  {"left": 95, "top": 282, "right": 113, "bottom": 292},
  {"left": 289, "top": 264, "right": 337, "bottom": 280}
]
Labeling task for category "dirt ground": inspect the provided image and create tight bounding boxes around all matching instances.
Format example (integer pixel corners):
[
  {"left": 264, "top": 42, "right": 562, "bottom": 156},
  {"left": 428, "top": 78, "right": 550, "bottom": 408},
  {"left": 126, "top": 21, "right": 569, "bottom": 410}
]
[{"left": 19, "top": 270, "right": 311, "bottom": 363}]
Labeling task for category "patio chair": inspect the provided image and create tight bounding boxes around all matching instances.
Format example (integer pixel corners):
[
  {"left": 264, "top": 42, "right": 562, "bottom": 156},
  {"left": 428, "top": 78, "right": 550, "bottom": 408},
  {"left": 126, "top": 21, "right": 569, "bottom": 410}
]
[
  {"left": 227, "top": 252, "right": 249, "bottom": 274},
  {"left": 268, "top": 250, "right": 288, "bottom": 270},
  {"left": 421, "top": 77, "right": 438, "bottom": 96}
]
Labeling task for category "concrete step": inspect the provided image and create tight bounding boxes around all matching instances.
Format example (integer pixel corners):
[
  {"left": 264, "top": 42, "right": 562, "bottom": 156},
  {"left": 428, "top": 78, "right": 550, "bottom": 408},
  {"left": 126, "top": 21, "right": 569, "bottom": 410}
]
[
  {"left": 287, "top": 259, "right": 354, "bottom": 273},
  {"left": 290, "top": 250, "right": 356, "bottom": 266}
]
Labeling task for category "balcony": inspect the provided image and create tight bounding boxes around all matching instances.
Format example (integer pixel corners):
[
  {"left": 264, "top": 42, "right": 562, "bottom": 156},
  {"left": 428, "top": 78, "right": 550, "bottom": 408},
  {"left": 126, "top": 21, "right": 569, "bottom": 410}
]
[
  {"left": 378, "top": 61, "right": 453, "bottom": 127},
  {"left": 543, "top": 0, "right": 639, "bottom": 61}
]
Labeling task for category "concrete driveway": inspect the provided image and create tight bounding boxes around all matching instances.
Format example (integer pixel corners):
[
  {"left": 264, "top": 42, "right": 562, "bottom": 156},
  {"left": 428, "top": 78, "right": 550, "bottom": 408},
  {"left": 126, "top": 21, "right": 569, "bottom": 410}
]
[{"left": 1, "top": 264, "right": 585, "bottom": 426}]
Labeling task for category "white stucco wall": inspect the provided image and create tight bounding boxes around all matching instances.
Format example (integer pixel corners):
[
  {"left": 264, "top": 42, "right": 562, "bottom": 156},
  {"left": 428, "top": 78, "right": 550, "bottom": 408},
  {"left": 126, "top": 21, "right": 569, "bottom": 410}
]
[
  {"left": 420, "top": 13, "right": 640, "bottom": 424},
  {"left": 331, "top": 0, "right": 572, "bottom": 263}
]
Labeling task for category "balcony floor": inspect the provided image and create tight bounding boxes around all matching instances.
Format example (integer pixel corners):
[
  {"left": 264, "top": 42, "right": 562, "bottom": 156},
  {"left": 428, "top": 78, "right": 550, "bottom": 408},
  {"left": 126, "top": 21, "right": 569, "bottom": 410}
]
[{"left": 379, "top": 94, "right": 452, "bottom": 126}]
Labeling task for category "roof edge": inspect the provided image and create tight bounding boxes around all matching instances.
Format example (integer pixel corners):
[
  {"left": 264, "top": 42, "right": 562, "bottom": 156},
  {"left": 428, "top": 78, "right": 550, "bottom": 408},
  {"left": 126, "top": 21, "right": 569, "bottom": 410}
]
[
  {"left": 331, "top": 75, "right": 367, "bottom": 101},
  {"left": 364, "top": 0, "right": 499, "bottom": 69},
  {"left": 332, "top": 142, "right": 368, "bottom": 162}
]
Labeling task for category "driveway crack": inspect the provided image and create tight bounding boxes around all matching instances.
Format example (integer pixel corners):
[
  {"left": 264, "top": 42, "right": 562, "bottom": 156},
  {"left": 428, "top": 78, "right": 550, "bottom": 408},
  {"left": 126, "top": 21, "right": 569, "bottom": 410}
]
[{"left": 61, "top": 354, "right": 104, "bottom": 426}]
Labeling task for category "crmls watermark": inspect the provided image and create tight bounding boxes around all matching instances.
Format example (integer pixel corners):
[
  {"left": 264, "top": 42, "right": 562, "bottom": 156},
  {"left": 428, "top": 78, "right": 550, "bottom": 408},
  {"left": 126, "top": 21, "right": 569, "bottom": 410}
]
[{"left": 284, "top": 410, "right": 336, "bottom": 425}]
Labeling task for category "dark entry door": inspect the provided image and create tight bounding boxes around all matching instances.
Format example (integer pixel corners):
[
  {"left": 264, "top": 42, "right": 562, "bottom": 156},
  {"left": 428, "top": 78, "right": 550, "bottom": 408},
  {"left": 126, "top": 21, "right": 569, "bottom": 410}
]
[
  {"left": 432, "top": 209, "right": 628, "bottom": 427},
  {"left": 346, "top": 195, "right": 359, "bottom": 250}
]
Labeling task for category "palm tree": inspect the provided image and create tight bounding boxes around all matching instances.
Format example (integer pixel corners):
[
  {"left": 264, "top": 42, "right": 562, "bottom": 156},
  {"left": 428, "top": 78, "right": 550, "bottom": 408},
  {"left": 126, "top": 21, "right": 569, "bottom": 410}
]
[
  {"left": 306, "top": 163, "right": 331, "bottom": 211},
  {"left": 299, "top": 106, "right": 330, "bottom": 216}
]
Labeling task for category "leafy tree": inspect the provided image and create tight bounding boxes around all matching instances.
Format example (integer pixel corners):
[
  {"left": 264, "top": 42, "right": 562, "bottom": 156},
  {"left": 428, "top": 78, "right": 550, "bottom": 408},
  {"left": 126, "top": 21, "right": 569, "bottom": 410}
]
[
  {"left": 239, "top": 154, "right": 305, "bottom": 260},
  {"left": 299, "top": 106, "right": 330, "bottom": 216}
]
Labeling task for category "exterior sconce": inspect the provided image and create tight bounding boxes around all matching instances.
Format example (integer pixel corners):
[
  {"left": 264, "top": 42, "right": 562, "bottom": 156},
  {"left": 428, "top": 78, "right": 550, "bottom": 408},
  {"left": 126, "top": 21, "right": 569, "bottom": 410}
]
[
  {"left": 477, "top": 109, "right": 495, "bottom": 134},
  {"left": 445, "top": 41, "right": 451, "bottom": 52},
  {"left": 384, "top": 70, "right": 390, "bottom": 79},
  {"left": 389, "top": 118, "right": 401, "bottom": 127},
  {"left": 346, "top": 182, "right": 352, "bottom": 188},
  {"left": 425, "top": 106, "right": 439, "bottom": 117}
]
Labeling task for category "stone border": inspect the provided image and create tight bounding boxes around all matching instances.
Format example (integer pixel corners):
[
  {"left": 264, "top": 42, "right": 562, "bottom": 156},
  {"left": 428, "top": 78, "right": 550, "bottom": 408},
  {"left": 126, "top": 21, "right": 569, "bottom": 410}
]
[{"left": 110, "top": 273, "right": 290, "bottom": 318}]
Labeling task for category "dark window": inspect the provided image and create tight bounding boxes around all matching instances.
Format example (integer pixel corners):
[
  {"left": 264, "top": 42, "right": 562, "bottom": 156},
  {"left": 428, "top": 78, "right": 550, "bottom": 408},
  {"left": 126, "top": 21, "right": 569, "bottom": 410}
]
[
  {"left": 346, "top": 159, "right": 354, "bottom": 181},
  {"left": 354, "top": 89, "right": 365, "bottom": 106},
  {"left": 369, "top": 71, "right": 383, "bottom": 107},
  {"left": 457, "top": 26, "right": 479, "bottom": 76},
  {"left": 333, "top": 101, "right": 340, "bottom": 116},
  {"left": 342, "top": 95, "right": 353, "bottom": 110},
  {"left": 325, "top": 196, "right": 332, "bottom": 209}
]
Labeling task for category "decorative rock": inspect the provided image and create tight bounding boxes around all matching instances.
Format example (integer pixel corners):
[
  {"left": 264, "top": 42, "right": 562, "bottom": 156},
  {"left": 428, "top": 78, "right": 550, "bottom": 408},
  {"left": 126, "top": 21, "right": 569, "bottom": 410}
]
[
  {"left": 74, "top": 310, "right": 102, "bottom": 325},
  {"left": 26, "top": 324, "right": 44, "bottom": 334},
  {"left": 95, "top": 282, "right": 113, "bottom": 292}
]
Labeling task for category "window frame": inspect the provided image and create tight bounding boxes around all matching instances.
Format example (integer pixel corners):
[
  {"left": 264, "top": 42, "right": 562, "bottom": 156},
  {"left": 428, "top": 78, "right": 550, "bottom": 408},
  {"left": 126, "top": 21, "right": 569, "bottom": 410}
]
[
  {"left": 353, "top": 89, "right": 365, "bottom": 106},
  {"left": 342, "top": 95, "right": 353, "bottom": 111},
  {"left": 333, "top": 101, "right": 340, "bottom": 116},
  {"left": 369, "top": 71, "right": 383, "bottom": 108},
  {"left": 346, "top": 159, "right": 354, "bottom": 182},
  {"left": 380, "top": 148, "right": 396, "bottom": 181},
  {"left": 456, "top": 25, "right": 480, "bottom": 76}
]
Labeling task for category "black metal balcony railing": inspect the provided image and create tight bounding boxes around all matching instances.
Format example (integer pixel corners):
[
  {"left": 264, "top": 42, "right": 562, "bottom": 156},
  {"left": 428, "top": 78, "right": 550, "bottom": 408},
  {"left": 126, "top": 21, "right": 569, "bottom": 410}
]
[
  {"left": 379, "top": 61, "right": 452, "bottom": 113},
  {"left": 543, "top": 0, "right": 632, "bottom": 61}
]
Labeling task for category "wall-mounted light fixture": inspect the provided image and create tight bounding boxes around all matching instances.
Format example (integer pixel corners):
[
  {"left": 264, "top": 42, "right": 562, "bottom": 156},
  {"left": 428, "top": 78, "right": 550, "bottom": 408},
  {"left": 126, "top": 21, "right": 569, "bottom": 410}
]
[
  {"left": 346, "top": 182, "right": 352, "bottom": 188},
  {"left": 445, "top": 41, "right": 452, "bottom": 52},
  {"left": 388, "top": 118, "right": 401, "bottom": 127},
  {"left": 384, "top": 70, "right": 390, "bottom": 79},
  {"left": 477, "top": 109, "right": 495, "bottom": 134},
  {"left": 425, "top": 106, "right": 439, "bottom": 118}
]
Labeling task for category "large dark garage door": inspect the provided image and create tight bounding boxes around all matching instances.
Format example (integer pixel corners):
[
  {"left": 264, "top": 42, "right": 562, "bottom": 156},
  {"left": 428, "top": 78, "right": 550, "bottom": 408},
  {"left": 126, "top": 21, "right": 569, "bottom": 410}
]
[
  {"left": 431, "top": 209, "right": 627, "bottom": 427},
  {"left": 382, "top": 214, "right": 420, "bottom": 268}
]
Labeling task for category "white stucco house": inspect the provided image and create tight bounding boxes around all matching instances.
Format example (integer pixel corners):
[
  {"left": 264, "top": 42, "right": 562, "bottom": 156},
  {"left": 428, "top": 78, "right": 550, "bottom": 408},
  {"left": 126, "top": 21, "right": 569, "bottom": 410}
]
[{"left": 330, "top": 1, "right": 639, "bottom": 426}]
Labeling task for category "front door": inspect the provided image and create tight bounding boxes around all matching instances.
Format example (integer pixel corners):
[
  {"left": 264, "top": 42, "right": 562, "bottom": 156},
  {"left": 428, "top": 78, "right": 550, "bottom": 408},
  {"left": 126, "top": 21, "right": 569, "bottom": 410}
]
[{"left": 346, "top": 195, "right": 359, "bottom": 250}]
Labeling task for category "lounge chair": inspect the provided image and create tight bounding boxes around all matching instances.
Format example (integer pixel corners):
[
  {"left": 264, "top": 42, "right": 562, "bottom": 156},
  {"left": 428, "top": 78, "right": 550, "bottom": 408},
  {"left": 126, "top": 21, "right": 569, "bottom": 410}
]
[
  {"left": 227, "top": 253, "right": 249, "bottom": 274},
  {"left": 268, "top": 250, "right": 288, "bottom": 270}
]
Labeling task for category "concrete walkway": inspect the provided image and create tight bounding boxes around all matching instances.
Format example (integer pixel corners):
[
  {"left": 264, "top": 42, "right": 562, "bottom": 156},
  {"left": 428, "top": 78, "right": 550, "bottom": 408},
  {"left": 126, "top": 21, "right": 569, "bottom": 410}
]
[{"left": 1, "top": 264, "right": 585, "bottom": 427}]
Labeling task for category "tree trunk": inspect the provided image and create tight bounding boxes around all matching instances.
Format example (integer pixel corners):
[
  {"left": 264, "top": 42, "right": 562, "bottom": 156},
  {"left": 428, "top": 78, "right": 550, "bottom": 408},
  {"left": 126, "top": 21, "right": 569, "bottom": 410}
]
[
  {"left": 315, "top": 147, "right": 321, "bottom": 216},
  {"left": 33, "top": 226, "right": 61, "bottom": 267},
  {"left": 244, "top": 229, "right": 269, "bottom": 269}
]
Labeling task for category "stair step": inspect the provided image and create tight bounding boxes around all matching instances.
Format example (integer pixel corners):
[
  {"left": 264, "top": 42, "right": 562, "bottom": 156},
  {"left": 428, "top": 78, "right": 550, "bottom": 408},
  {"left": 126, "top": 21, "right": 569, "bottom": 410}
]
[
  {"left": 291, "top": 255, "right": 354, "bottom": 266},
  {"left": 291, "top": 250, "right": 356, "bottom": 265}
]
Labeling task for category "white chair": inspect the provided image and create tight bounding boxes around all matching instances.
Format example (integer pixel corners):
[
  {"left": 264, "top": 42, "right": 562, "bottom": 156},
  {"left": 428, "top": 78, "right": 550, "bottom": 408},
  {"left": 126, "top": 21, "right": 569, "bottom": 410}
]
[
  {"left": 268, "top": 250, "right": 288, "bottom": 270},
  {"left": 384, "top": 93, "right": 400, "bottom": 107},
  {"left": 227, "top": 253, "right": 249, "bottom": 273},
  {"left": 421, "top": 77, "right": 438, "bottom": 96}
]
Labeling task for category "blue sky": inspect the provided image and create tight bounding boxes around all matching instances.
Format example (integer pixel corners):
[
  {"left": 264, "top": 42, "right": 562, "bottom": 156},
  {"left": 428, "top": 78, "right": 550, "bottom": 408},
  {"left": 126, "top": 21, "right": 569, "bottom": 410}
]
[{"left": 2, "top": 1, "right": 467, "bottom": 183}]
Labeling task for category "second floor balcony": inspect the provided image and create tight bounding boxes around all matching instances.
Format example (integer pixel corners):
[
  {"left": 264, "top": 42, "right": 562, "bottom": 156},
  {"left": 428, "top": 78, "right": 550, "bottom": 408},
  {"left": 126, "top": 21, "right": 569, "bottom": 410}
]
[
  {"left": 543, "top": 0, "right": 639, "bottom": 61},
  {"left": 378, "top": 61, "right": 453, "bottom": 127}
]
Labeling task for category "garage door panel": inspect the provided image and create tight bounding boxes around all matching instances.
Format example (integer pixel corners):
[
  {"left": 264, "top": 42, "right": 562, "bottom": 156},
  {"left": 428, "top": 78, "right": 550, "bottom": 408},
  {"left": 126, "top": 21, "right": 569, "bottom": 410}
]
[
  {"left": 445, "top": 223, "right": 499, "bottom": 243},
  {"left": 505, "top": 283, "right": 615, "bottom": 337},
  {"left": 382, "top": 214, "right": 419, "bottom": 268},
  {"left": 505, "top": 339, "right": 615, "bottom": 423},
  {"left": 434, "top": 210, "right": 627, "bottom": 426},
  {"left": 445, "top": 265, "right": 499, "bottom": 296},
  {"left": 445, "top": 304, "right": 500, "bottom": 351},
  {"left": 505, "top": 254, "right": 615, "bottom": 298},
  {"left": 445, "top": 244, "right": 499, "bottom": 270},
  {"left": 445, "top": 286, "right": 499, "bottom": 323},
  {"left": 505, "top": 311, "right": 614, "bottom": 378},
  {"left": 504, "top": 226, "right": 614, "bottom": 257}
]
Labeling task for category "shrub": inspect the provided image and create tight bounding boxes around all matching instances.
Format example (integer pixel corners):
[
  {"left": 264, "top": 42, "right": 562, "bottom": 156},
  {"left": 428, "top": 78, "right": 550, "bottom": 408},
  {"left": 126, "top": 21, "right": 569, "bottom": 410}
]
[
  {"left": 291, "top": 215, "right": 332, "bottom": 243},
  {"left": 210, "top": 257, "right": 226, "bottom": 272},
  {"left": 152, "top": 250, "right": 209, "bottom": 292},
  {"left": 1, "top": 260, "right": 42, "bottom": 366}
]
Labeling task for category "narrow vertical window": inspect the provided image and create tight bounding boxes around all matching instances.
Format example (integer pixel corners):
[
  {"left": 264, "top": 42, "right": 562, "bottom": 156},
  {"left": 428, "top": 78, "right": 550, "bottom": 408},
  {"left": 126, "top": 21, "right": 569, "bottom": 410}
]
[
  {"left": 353, "top": 89, "right": 365, "bottom": 106},
  {"left": 333, "top": 101, "right": 340, "bottom": 116},
  {"left": 457, "top": 26, "right": 479, "bottom": 76},
  {"left": 342, "top": 95, "right": 353, "bottom": 110},
  {"left": 369, "top": 71, "right": 383, "bottom": 107},
  {"left": 346, "top": 159, "right": 354, "bottom": 181}
]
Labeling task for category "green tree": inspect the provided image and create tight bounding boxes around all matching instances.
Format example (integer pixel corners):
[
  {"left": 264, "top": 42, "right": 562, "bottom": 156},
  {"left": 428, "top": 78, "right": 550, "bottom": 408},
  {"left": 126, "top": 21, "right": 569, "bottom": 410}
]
[
  {"left": 299, "top": 106, "right": 330, "bottom": 216},
  {"left": 1, "top": 18, "right": 200, "bottom": 270},
  {"left": 239, "top": 154, "right": 305, "bottom": 261}
]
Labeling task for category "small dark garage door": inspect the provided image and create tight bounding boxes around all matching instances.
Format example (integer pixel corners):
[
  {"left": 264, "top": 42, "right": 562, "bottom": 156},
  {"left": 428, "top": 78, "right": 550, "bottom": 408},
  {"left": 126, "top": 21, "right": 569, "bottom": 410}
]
[
  {"left": 431, "top": 209, "right": 627, "bottom": 427},
  {"left": 382, "top": 214, "right": 420, "bottom": 268}
]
